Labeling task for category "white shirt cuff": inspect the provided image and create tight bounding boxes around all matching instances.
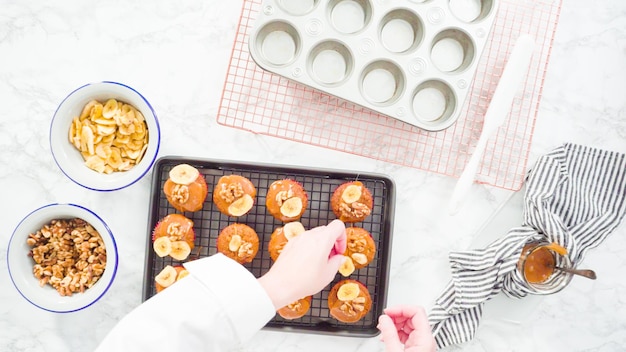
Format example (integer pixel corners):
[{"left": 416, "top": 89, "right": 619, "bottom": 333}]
[{"left": 184, "top": 253, "right": 276, "bottom": 342}]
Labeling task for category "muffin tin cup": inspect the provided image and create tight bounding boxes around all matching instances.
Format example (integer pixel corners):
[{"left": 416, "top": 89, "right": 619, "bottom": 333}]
[
  {"left": 307, "top": 40, "right": 354, "bottom": 86},
  {"left": 142, "top": 156, "right": 395, "bottom": 336},
  {"left": 277, "top": 0, "right": 320, "bottom": 16},
  {"left": 254, "top": 20, "right": 302, "bottom": 66},
  {"left": 329, "top": 0, "right": 373, "bottom": 34},
  {"left": 249, "top": 0, "right": 499, "bottom": 131}
]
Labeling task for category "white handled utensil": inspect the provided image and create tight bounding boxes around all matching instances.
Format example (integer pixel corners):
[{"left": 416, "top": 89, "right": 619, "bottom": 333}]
[{"left": 448, "top": 34, "right": 536, "bottom": 215}]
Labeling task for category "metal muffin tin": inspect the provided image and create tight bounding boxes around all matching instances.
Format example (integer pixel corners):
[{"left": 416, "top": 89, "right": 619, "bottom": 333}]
[
  {"left": 248, "top": 0, "right": 499, "bottom": 131},
  {"left": 142, "top": 156, "right": 395, "bottom": 336}
]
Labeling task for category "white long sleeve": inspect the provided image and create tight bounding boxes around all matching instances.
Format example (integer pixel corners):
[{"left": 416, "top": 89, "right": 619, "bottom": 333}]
[{"left": 95, "top": 253, "right": 276, "bottom": 351}]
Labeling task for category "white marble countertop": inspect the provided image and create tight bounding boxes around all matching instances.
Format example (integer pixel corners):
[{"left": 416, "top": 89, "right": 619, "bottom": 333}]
[{"left": 1, "top": 1, "right": 624, "bottom": 351}]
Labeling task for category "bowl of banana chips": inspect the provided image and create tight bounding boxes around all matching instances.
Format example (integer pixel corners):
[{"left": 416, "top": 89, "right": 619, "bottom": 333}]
[{"left": 50, "top": 81, "right": 160, "bottom": 191}]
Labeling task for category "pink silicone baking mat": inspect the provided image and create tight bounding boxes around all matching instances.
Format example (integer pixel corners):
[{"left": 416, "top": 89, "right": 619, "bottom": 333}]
[{"left": 217, "top": 0, "right": 562, "bottom": 191}]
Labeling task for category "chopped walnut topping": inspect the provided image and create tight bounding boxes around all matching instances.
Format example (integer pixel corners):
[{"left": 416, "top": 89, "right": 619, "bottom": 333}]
[
  {"left": 27, "top": 218, "right": 106, "bottom": 297},
  {"left": 275, "top": 191, "right": 287, "bottom": 206},
  {"left": 353, "top": 296, "right": 366, "bottom": 304},
  {"left": 171, "top": 184, "right": 190, "bottom": 204},
  {"left": 237, "top": 241, "right": 253, "bottom": 258},
  {"left": 219, "top": 182, "right": 244, "bottom": 203},
  {"left": 339, "top": 202, "right": 371, "bottom": 219},
  {"left": 340, "top": 302, "right": 357, "bottom": 316},
  {"left": 166, "top": 222, "right": 183, "bottom": 240},
  {"left": 339, "top": 297, "right": 365, "bottom": 316},
  {"left": 353, "top": 303, "right": 365, "bottom": 312},
  {"left": 348, "top": 238, "right": 367, "bottom": 252},
  {"left": 287, "top": 301, "right": 302, "bottom": 310},
  {"left": 274, "top": 187, "right": 294, "bottom": 207}
]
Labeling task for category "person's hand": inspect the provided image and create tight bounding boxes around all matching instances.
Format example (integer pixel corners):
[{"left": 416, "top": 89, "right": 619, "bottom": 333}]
[
  {"left": 377, "top": 305, "right": 436, "bottom": 352},
  {"left": 258, "top": 219, "right": 347, "bottom": 309}
]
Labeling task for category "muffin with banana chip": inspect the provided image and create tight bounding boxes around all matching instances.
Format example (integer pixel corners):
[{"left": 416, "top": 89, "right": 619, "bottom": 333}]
[
  {"left": 327, "top": 279, "right": 372, "bottom": 323},
  {"left": 213, "top": 175, "right": 257, "bottom": 217},
  {"left": 338, "top": 227, "right": 376, "bottom": 277},
  {"left": 265, "top": 179, "right": 308, "bottom": 222},
  {"left": 268, "top": 221, "right": 306, "bottom": 261},
  {"left": 152, "top": 214, "right": 195, "bottom": 261},
  {"left": 154, "top": 265, "right": 189, "bottom": 293},
  {"left": 216, "top": 223, "right": 259, "bottom": 264},
  {"left": 330, "top": 181, "right": 373, "bottom": 223},
  {"left": 277, "top": 295, "right": 312, "bottom": 320},
  {"left": 163, "top": 164, "right": 208, "bottom": 213}
]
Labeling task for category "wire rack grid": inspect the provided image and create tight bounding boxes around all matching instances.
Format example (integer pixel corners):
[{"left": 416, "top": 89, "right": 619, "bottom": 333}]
[
  {"left": 217, "top": 0, "right": 562, "bottom": 191},
  {"left": 143, "top": 156, "right": 395, "bottom": 336}
]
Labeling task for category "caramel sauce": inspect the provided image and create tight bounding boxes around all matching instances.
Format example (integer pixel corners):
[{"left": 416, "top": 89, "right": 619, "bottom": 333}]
[{"left": 521, "top": 244, "right": 556, "bottom": 284}]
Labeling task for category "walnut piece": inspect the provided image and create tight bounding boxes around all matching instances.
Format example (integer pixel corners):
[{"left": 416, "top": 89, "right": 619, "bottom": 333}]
[
  {"left": 339, "top": 297, "right": 365, "bottom": 316},
  {"left": 219, "top": 182, "right": 244, "bottom": 203},
  {"left": 339, "top": 201, "right": 371, "bottom": 219},
  {"left": 27, "top": 218, "right": 107, "bottom": 297},
  {"left": 237, "top": 241, "right": 253, "bottom": 258},
  {"left": 171, "top": 184, "right": 189, "bottom": 204},
  {"left": 348, "top": 238, "right": 367, "bottom": 252},
  {"left": 166, "top": 222, "right": 183, "bottom": 240},
  {"left": 287, "top": 301, "right": 302, "bottom": 310},
  {"left": 274, "top": 187, "right": 294, "bottom": 207}
]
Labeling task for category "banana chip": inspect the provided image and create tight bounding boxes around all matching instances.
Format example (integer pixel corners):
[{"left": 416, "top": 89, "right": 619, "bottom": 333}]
[
  {"left": 85, "top": 155, "right": 106, "bottom": 173},
  {"left": 80, "top": 100, "right": 98, "bottom": 120},
  {"left": 102, "top": 99, "right": 119, "bottom": 118},
  {"left": 69, "top": 98, "right": 149, "bottom": 174},
  {"left": 96, "top": 124, "right": 117, "bottom": 136},
  {"left": 81, "top": 125, "right": 95, "bottom": 155},
  {"left": 95, "top": 143, "right": 112, "bottom": 160}
]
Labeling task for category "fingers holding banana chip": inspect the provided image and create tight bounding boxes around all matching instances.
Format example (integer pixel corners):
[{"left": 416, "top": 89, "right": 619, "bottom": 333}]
[{"left": 69, "top": 98, "right": 149, "bottom": 174}]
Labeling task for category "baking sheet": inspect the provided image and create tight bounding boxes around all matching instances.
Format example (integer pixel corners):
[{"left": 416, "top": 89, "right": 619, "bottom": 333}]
[{"left": 142, "top": 156, "right": 395, "bottom": 336}]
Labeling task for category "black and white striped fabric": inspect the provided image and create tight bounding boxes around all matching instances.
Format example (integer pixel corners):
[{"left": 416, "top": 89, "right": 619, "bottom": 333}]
[{"left": 429, "top": 143, "right": 626, "bottom": 349}]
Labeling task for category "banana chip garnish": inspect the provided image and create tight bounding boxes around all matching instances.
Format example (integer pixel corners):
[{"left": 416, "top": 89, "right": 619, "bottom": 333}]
[{"left": 69, "top": 99, "right": 149, "bottom": 174}]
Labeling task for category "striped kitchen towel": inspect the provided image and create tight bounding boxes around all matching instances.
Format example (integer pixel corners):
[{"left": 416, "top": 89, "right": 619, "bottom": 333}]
[{"left": 429, "top": 143, "right": 626, "bottom": 349}]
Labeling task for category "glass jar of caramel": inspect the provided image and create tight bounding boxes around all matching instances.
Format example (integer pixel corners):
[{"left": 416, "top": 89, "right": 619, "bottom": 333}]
[{"left": 516, "top": 241, "right": 574, "bottom": 295}]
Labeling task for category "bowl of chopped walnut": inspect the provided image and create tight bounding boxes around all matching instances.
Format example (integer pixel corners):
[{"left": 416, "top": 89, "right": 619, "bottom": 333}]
[
  {"left": 50, "top": 81, "right": 161, "bottom": 191},
  {"left": 7, "top": 203, "right": 119, "bottom": 313}
]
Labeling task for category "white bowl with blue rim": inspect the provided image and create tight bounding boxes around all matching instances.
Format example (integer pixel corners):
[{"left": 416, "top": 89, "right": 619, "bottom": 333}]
[
  {"left": 50, "top": 81, "right": 160, "bottom": 191},
  {"left": 7, "top": 203, "right": 119, "bottom": 313}
]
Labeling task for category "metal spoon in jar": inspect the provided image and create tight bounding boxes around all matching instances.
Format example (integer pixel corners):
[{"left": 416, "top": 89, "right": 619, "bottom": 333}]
[{"left": 555, "top": 266, "right": 597, "bottom": 280}]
